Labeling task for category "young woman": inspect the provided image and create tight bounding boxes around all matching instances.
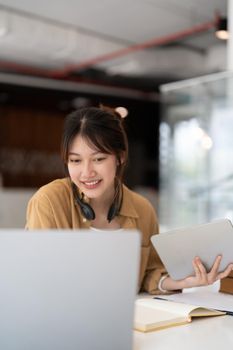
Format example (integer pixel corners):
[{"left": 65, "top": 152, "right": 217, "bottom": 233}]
[{"left": 26, "top": 106, "right": 233, "bottom": 294}]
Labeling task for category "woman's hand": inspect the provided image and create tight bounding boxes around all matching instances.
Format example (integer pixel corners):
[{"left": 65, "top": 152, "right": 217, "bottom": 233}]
[
  {"left": 181, "top": 255, "right": 233, "bottom": 289},
  {"left": 160, "top": 255, "right": 233, "bottom": 291}
]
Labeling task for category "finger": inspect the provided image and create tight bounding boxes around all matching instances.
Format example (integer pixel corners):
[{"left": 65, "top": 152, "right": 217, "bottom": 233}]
[
  {"left": 192, "top": 257, "right": 201, "bottom": 278},
  {"left": 207, "top": 255, "right": 222, "bottom": 283},
  {"left": 195, "top": 257, "right": 207, "bottom": 275},
  {"left": 217, "top": 263, "right": 233, "bottom": 280},
  {"left": 210, "top": 255, "right": 222, "bottom": 275},
  {"left": 194, "top": 257, "right": 210, "bottom": 285},
  {"left": 192, "top": 257, "right": 204, "bottom": 279}
]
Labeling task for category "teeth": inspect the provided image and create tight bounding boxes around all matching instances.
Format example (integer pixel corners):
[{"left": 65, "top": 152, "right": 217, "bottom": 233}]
[{"left": 84, "top": 180, "right": 99, "bottom": 186}]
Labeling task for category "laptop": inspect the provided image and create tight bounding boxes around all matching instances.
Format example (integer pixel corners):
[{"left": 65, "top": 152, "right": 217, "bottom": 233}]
[
  {"left": 0, "top": 229, "right": 140, "bottom": 350},
  {"left": 151, "top": 218, "right": 233, "bottom": 280}
]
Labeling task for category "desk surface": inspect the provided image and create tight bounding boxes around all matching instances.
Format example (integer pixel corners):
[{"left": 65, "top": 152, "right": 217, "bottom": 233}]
[{"left": 133, "top": 314, "right": 233, "bottom": 350}]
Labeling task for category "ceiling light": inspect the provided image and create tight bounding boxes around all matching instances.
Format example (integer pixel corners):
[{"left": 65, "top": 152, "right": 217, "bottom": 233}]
[
  {"left": 72, "top": 97, "right": 90, "bottom": 108},
  {"left": 215, "top": 17, "right": 229, "bottom": 40}
]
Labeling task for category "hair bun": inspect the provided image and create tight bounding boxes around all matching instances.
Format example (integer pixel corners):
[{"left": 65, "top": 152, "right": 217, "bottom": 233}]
[
  {"left": 99, "top": 104, "right": 128, "bottom": 119},
  {"left": 115, "top": 107, "right": 128, "bottom": 119}
]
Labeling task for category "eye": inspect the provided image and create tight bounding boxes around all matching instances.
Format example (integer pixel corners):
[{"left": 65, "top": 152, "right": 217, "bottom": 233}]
[
  {"left": 93, "top": 157, "right": 106, "bottom": 162},
  {"left": 69, "top": 158, "right": 81, "bottom": 164}
]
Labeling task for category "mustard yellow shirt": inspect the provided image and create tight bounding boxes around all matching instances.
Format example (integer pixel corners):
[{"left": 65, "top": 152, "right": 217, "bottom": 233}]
[{"left": 26, "top": 178, "right": 166, "bottom": 294}]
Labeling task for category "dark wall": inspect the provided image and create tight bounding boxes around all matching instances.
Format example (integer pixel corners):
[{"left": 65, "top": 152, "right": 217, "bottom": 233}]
[{"left": 0, "top": 83, "right": 160, "bottom": 190}]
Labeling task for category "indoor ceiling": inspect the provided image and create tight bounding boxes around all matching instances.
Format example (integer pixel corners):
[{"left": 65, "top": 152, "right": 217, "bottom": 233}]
[{"left": 0, "top": 0, "right": 228, "bottom": 93}]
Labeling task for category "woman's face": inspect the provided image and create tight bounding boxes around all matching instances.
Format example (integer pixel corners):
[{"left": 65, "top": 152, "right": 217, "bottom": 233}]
[{"left": 67, "top": 135, "right": 118, "bottom": 200}]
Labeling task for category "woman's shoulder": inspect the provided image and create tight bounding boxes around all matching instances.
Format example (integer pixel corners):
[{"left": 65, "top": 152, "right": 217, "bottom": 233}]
[
  {"left": 122, "top": 185, "right": 158, "bottom": 239},
  {"left": 123, "top": 185, "right": 155, "bottom": 213},
  {"left": 31, "top": 178, "right": 71, "bottom": 202}
]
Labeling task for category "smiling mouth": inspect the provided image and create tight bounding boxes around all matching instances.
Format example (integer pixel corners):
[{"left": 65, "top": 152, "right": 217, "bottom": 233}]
[{"left": 81, "top": 179, "right": 102, "bottom": 188}]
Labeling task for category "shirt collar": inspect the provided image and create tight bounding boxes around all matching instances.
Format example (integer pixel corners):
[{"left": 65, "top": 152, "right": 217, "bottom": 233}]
[
  {"left": 119, "top": 185, "right": 139, "bottom": 218},
  {"left": 70, "top": 179, "right": 138, "bottom": 219}
]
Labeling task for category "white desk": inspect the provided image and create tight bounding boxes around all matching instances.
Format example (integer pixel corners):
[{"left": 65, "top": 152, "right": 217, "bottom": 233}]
[
  {"left": 133, "top": 315, "right": 233, "bottom": 349},
  {"left": 133, "top": 286, "right": 233, "bottom": 350}
]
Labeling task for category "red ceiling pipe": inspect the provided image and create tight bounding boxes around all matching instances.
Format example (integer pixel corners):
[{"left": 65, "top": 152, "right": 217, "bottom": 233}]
[
  {"left": 0, "top": 18, "right": 218, "bottom": 79},
  {"left": 0, "top": 60, "right": 54, "bottom": 77},
  {"left": 50, "top": 19, "right": 217, "bottom": 78}
]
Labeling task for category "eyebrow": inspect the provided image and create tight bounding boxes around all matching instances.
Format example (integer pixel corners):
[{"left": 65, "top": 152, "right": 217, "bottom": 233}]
[{"left": 68, "top": 151, "right": 102, "bottom": 156}]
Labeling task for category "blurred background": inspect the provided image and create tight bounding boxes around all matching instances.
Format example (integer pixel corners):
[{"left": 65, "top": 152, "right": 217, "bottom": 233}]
[{"left": 0, "top": 0, "right": 232, "bottom": 229}]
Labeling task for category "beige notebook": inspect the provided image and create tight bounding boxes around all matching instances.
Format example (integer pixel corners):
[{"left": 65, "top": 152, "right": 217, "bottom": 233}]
[{"left": 134, "top": 298, "right": 225, "bottom": 332}]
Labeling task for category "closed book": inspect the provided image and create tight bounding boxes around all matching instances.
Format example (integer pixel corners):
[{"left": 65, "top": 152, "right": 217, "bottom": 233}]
[
  {"left": 134, "top": 298, "right": 225, "bottom": 332},
  {"left": 220, "top": 271, "right": 233, "bottom": 295}
]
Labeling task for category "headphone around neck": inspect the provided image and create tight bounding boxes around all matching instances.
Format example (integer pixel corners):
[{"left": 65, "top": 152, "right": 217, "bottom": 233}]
[{"left": 71, "top": 181, "right": 123, "bottom": 222}]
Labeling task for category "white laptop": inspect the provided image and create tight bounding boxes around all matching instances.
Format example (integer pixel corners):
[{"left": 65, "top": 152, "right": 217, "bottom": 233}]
[
  {"left": 0, "top": 229, "right": 140, "bottom": 350},
  {"left": 151, "top": 218, "right": 233, "bottom": 280}
]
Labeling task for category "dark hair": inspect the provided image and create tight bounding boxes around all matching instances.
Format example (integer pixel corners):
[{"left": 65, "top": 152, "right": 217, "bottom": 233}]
[{"left": 61, "top": 106, "right": 128, "bottom": 180}]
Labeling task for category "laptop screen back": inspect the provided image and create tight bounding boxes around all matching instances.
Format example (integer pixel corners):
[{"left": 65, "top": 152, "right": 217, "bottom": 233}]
[{"left": 0, "top": 230, "right": 140, "bottom": 350}]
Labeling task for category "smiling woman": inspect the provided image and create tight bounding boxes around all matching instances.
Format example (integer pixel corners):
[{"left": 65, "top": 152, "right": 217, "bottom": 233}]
[
  {"left": 60, "top": 106, "right": 128, "bottom": 227},
  {"left": 26, "top": 106, "right": 128, "bottom": 230},
  {"left": 26, "top": 106, "right": 167, "bottom": 294},
  {"left": 26, "top": 105, "right": 233, "bottom": 295}
]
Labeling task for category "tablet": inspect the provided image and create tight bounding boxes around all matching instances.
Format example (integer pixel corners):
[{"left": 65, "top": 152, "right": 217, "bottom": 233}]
[{"left": 151, "top": 219, "right": 233, "bottom": 280}]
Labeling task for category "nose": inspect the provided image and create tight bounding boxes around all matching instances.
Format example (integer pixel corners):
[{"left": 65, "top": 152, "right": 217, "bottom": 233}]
[{"left": 81, "top": 161, "right": 96, "bottom": 178}]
